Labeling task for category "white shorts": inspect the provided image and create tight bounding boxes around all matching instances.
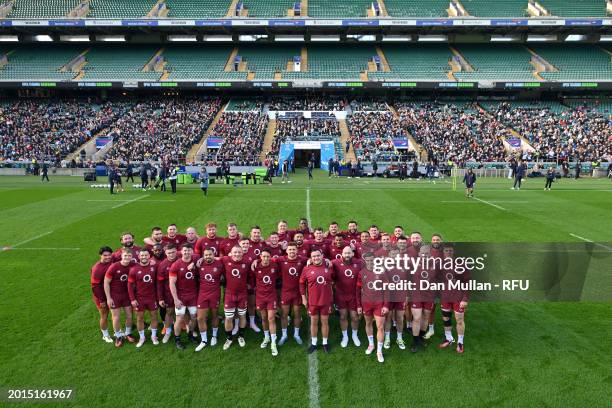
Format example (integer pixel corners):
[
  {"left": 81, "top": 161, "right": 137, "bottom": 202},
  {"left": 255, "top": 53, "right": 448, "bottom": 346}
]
[{"left": 175, "top": 306, "right": 197, "bottom": 316}]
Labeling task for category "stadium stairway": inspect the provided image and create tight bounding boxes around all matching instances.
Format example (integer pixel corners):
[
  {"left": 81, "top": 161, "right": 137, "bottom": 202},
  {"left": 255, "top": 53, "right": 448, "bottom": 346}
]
[
  {"left": 224, "top": 47, "right": 239, "bottom": 72},
  {"left": 449, "top": 46, "right": 474, "bottom": 72},
  {"left": 377, "top": 0, "right": 389, "bottom": 16},
  {"left": 339, "top": 120, "right": 357, "bottom": 163},
  {"left": 60, "top": 48, "right": 89, "bottom": 75},
  {"left": 147, "top": 0, "right": 169, "bottom": 17},
  {"left": 375, "top": 46, "right": 391, "bottom": 72},
  {"left": 227, "top": 0, "right": 248, "bottom": 17},
  {"left": 477, "top": 103, "right": 536, "bottom": 154},
  {"left": 65, "top": 128, "right": 105, "bottom": 162},
  {"left": 300, "top": 46, "right": 308, "bottom": 71},
  {"left": 188, "top": 101, "right": 228, "bottom": 163},
  {"left": 524, "top": 46, "right": 558, "bottom": 80},
  {"left": 301, "top": 0, "right": 308, "bottom": 16},
  {"left": 143, "top": 47, "right": 166, "bottom": 73},
  {"left": 389, "top": 104, "right": 427, "bottom": 161},
  {"left": 600, "top": 46, "right": 612, "bottom": 56},
  {"left": 259, "top": 118, "right": 277, "bottom": 162}
]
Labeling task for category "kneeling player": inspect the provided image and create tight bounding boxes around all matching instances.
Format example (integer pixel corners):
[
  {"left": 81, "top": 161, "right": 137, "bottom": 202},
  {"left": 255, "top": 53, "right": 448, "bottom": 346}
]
[
  {"left": 169, "top": 245, "right": 199, "bottom": 350},
  {"left": 195, "top": 248, "right": 224, "bottom": 351},
  {"left": 250, "top": 249, "right": 280, "bottom": 356},
  {"left": 300, "top": 249, "right": 334, "bottom": 353},
  {"left": 128, "top": 249, "right": 159, "bottom": 347},
  {"left": 90, "top": 246, "right": 114, "bottom": 343},
  {"left": 356, "top": 254, "right": 389, "bottom": 363},
  {"left": 438, "top": 244, "right": 469, "bottom": 354},
  {"left": 104, "top": 249, "right": 136, "bottom": 347}
]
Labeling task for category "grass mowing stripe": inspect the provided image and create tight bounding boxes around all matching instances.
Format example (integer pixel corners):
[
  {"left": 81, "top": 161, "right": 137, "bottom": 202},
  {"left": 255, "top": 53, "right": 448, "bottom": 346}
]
[
  {"left": 111, "top": 194, "right": 150, "bottom": 209},
  {"left": 569, "top": 233, "right": 612, "bottom": 251},
  {"left": 473, "top": 197, "right": 508, "bottom": 211},
  {"left": 305, "top": 187, "right": 321, "bottom": 408}
]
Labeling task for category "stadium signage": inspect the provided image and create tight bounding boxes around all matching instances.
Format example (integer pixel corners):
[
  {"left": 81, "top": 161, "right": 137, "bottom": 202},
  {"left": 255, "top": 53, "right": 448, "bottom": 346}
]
[
  {"left": 379, "top": 20, "right": 416, "bottom": 26},
  {"left": 565, "top": 19, "right": 603, "bottom": 26},
  {"left": 490, "top": 19, "right": 528, "bottom": 26},
  {"left": 232, "top": 19, "right": 268, "bottom": 26},
  {"left": 158, "top": 20, "right": 195, "bottom": 26},
  {"left": 77, "top": 82, "right": 112, "bottom": 87},
  {"left": 195, "top": 20, "right": 231, "bottom": 26},
  {"left": 341, "top": 20, "right": 379, "bottom": 26},
  {"left": 269, "top": 19, "right": 306, "bottom": 26},
  {"left": 527, "top": 19, "right": 563, "bottom": 26},
  {"left": 561, "top": 82, "right": 598, "bottom": 88},
  {"left": 49, "top": 20, "right": 85, "bottom": 26},
  {"left": 416, "top": 19, "right": 453, "bottom": 26},
  {"left": 121, "top": 20, "right": 158, "bottom": 26},
  {"left": 504, "top": 82, "right": 541, "bottom": 88}
]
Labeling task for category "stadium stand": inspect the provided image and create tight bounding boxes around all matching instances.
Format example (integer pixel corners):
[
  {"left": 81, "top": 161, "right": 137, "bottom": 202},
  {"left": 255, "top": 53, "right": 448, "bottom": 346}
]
[
  {"left": 284, "top": 45, "right": 374, "bottom": 81},
  {"left": 243, "top": 0, "right": 291, "bottom": 17},
  {"left": 454, "top": 44, "right": 536, "bottom": 82},
  {"left": 528, "top": 44, "right": 611, "bottom": 81},
  {"left": 396, "top": 101, "right": 509, "bottom": 164},
  {"left": 81, "top": 45, "right": 161, "bottom": 81},
  {"left": 0, "top": 99, "right": 131, "bottom": 162},
  {"left": 272, "top": 115, "right": 341, "bottom": 154},
  {"left": 5, "top": 0, "right": 79, "bottom": 18},
  {"left": 165, "top": 0, "right": 230, "bottom": 18},
  {"left": 163, "top": 45, "right": 246, "bottom": 81},
  {"left": 268, "top": 97, "right": 347, "bottom": 111},
  {"left": 383, "top": 0, "right": 449, "bottom": 17},
  {"left": 481, "top": 101, "right": 610, "bottom": 162},
  {"left": 348, "top": 111, "right": 407, "bottom": 161},
  {"left": 460, "top": 0, "right": 528, "bottom": 17},
  {"left": 88, "top": 0, "right": 157, "bottom": 18},
  {"left": 369, "top": 44, "right": 452, "bottom": 82},
  {"left": 307, "top": 0, "right": 373, "bottom": 17},
  {"left": 539, "top": 0, "right": 608, "bottom": 17},
  {"left": 104, "top": 98, "right": 222, "bottom": 163},
  {"left": 0, "top": 45, "right": 79, "bottom": 81},
  {"left": 238, "top": 45, "right": 300, "bottom": 80}
]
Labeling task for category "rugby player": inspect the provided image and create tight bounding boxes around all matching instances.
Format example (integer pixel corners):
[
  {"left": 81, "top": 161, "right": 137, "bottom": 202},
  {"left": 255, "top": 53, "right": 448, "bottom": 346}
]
[
  {"left": 112, "top": 232, "right": 140, "bottom": 262},
  {"left": 424, "top": 234, "right": 444, "bottom": 339},
  {"left": 331, "top": 246, "right": 363, "bottom": 347},
  {"left": 182, "top": 227, "right": 199, "bottom": 249},
  {"left": 356, "top": 253, "right": 389, "bottom": 363},
  {"left": 405, "top": 232, "right": 423, "bottom": 334},
  {"left": 341, "top": 220, "right": 360, "bottom": 245},
  {"left": 292, "top": 218, "right": 314, "bottom": 240},
  {"left": 220, "top": 222, "right": 240, "bottom": 256},
  {"left": 383, "top": 248, "right": 407, "bottom": 350},
  {"left": 409, "top": 243, "right": 437, "bottom": 352},
  {"left": 266, "top": 232, "right": 284, "bottom": 258},
  {"left": 438, "top": 244, "right": 469, "bottom": 354},
  {"left": 157, "top": 244, "right": 179, "bottom": 343},
  {"left": 195, "top": 248, "right": 224, "bottom": 351},
  {"left": 163, "top": 224, "right": 186, "bottom": 247},
  {"left": 150, "top": 244, "right": 165, "bottom": 262},
  {"left": 90, "top": 246, "right": 114, "bottom": 343},
  {"left": 390, "top": 226, "right": 405, "bottom": 243},
  {"left": 328, "top": 234, "right": 348, "bottom": 260},
  {"left": 195, "top": 222, "right": 224, "bottom": 256},
  {"left": 325, "top": 222, "right": 341, "bottom": 239},
  {"left": 128, "top": 249, "right": 159, "bottom": 347},
  {"left": 247, "top": 227, "right": 265, "bottom": 332},
  {"left": 276, "top": 242, "right": 305, "bottom": 345},
  {"left": 292, "top": 232, "right": 310, "bottom": 258},
  {"left": 221, "top": 246, "right": 250, "bottom": 349},
  {"left": 143, "top": 227, "right": 164, "bottom": 251},
  {"left": 354, "top": 231, "right": 373, "bottom": 259},
  {"left": 305, "top": 227, "right": 330, "bottom": 258},
  {"left": 250, "top": 249, "right": 280, "bottom": 356},
  {"left": 169, "top": 245, "right": 199, "bottom": 350},
  {"left": 300, "top": 249, "right": 334, "bottom": 353},
  {"left": 374, "top": 233, "right": 395, "bottom": 257},
  {"left": 276, "top": 220, "right": 293, "bottom": 247},
  {"left": 104, "top": 249, "right": 136, "bottom": 347}
]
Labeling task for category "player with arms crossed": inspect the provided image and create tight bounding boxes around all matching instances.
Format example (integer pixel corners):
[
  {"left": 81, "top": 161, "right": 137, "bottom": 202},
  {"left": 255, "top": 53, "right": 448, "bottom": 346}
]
[
  {"left": 438, "top": 243, "right": 470, "bottom": 354},
  {"left": 331, "top": 246, "right": 363, "bottom": 347},
  {"left": 90, "top": 246, "right": 114, "bottom": 343},
  {"left": 356, "top": 253, "right": 389, "bottom": 363},
  {"left": 300, "top": 249, "right": 335, "bottom": 353},
  {"left": 250, "top": 249, "right": 280, "bottom": 356},
  {"left": 169, "top": 245, "right": 199, "bottom": 350},
  {"left": 276, "top": 242, "right": 305, "bottom": 345},
  {"left": 104, "top": 249, "right": 136, "bottom": 347},
  {"left": 128, "top": 249, "right": 159, "bottom": 347},
  {"left": 195, "top": 248, "right": 224, "bottom": 351},
  {"left": 222, "top": 246, "right": 250, "bottom": 349}
]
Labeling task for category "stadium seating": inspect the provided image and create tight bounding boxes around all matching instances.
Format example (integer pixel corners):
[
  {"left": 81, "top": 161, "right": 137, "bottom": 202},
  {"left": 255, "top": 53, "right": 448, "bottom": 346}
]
[
  {"left": 539, "top": 0, "right": 607, "bottom": 17},
  {"left": 238, "top": 45, "right": 300, "bottom": 80},
  {"left": 284, "top": 45, "right": 374, "bottom": 81},
  {"left": 0, "top": 45, "right": 79, "bottom": 81},
  {"left": 369, "top": 44, "right": 452, "bottom": 82},
  {"left": 88, "top": 0, "right": 157, "bottom": 18},
  {"left": 348, "top": 111, "right": 406, "bottom": 161},
  {"left": 243, "top": 0, "right": 291, "bottom": 17},
  {"left": 529, "top": 45, "right": 611, "bottom": 81},
  {"left": 454, "top": 44, "right": 536, "bottom": 82},
  {"left": 165, "top": 0, "right": 230, "bottom": 18},
  {"left": 81, "top": 45, "right": 161, "bottom": 81},
  {"left": 163, "top": 45, "right": 247, "bottom": 81},
  {"left": 460, "top": 0, "right": 527, "bottom": 17},
  {"left": 307, "top": 0, "right": 373, "bottom": 17},
  {"left": 211, "top": 110, "right": 268, "bottom": 165},
  {"left": 226, "top": 99, "right": 264, "bottom": 111},
  {"left": 6, "top": 0, "right": 79, "bottom": 18},
  {"left": 383, "top": 0, "right": 449, "bottom": 17}
]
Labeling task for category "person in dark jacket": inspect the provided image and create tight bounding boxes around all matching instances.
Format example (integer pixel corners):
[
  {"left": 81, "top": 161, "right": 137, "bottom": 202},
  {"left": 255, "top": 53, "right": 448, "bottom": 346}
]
[
  {"left": 372, "top": 159, "right": 378, "bottom": 178},
  {"left": 126, "top": 161, "right": 134, "bottom": 183},
  {"left": 140, "top": 164, "right": 148, "bottom": 189},
  {"left": 328, "top": 157, "right": 334, "bottom": 178},
  {"left": 41, "top": 163, "right": 50, "bottom": 182},
  {"left": 108, "top": 165, "right": 116, "bottom": 194},
  {"left": 545, "top": 167, "right": 555, "bottom": 191},
  {"left": 463, "top": 168, "right": 477, "bottom": 198},
  {"left": 512, "top": 161, "right": 526, "bottom": 190}
]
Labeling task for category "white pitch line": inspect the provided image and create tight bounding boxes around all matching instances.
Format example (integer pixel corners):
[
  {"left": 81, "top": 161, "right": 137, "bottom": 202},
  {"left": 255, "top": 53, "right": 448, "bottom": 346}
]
[
  {"left": 111, "top": 194, "right": 150, "bottom": 209},
  {"left": 569, "top": 233, "right": 612, "bottom": 251},
  {"left": 265, "top": 200, "right": 352, "bottom": 203},
  {"left": 87, "top": 199, "right": 175, "bottom": 203},
  {"left": 305, "top": 187, "right": 320, "bottom": 408},
  {"left": 441, "top": 200, "right": 529, "bottom": 203},
  {"left": 473, "top": 197, "right": 508, "bottom": 211},
  {"left": 10, "top": 231, "right": 53, "bottom": 248},
  {"left": 7, "top": 247, "right": 81, "bottom": 251}
]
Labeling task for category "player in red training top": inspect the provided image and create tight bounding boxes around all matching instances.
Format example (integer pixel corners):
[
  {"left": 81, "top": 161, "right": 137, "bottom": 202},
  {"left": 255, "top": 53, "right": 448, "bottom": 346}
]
[
  {"left": 195, "top": 222, "right": 224, "bottom": 256},
  {"left": 221, "top": 246, "right": 251, "bottom": 350},
  {"left": 424, "top": 233, "right": 444, "bottom": 340},
  {"left": 390, "top": 226, "right": 405, "bottom": 243},
  {"left": 104, "top": 249, "right": 136, "bottom": 347},
  {"left": 300, "top": 249, "right": 335, "bottom": 354},
  {"left": 276, "top": 220, "right": 294, "bottom": 247},
  {"left": 90, "top": 246, "right": 114, "bottom": 343},
  {"left": 128, "top": 249, "right": 159, "bottom": 348},
  {"left": 354, "top": 231, "right": 372, "bottom": 259},
  {"left": 305, "top": 227, "right": 330, "bottom": 258},
  {"left": 404, "top": 231, "right": 423, "bottom": 334},
  {"left": 374, "top": 233, "right": 395, "bottom": 257},
  {"left": 368, "top": 225, "right": 382, "bottom": 243},
  {"left": 163, "top": 224, "right": 187, "bottom": 247},
  {"left": 328, "top": 235, "right": 348, "bottom": 260},
  {"left": 142, "top": 227, "right": 164, "bottom": 252},
  {"left": 157, "top": 244, "right": 179, "bottom": 343},
  {"left": 276, "top": 242, "right": 306, "bottom": 345},
  {"left": 325, "top": 221, "right": 341, "bottom": 240},
  {"left": 266, "top": 232, "right": 285, "bottom": 258},
  {"left": 383, "top": 248, "right": 408, "bottom": 351},
  {"left": 292, "top": 232, "right": 310, "bottom": 258},
  {"left": 182, "top": 226, "right": 199, "bottom": 249},
  {"left": 250, "top": 249, "right": 280, "bottom": 356},
  {"left": 331, "top": 246, "right": 363, "bottom": 348},
  {"left": 292, "top": 217, "right": 314, "bottom": 240},
  {"left": 111, "top": 232, "right": 140, "bottom": 262},
  {"left": 356, "top": 253, "right": 389, "bottom": 363},
  {"left": 169, "top": 244, "right": 199, "bottom": 350},
  {"left": 341, "top": 220, "right": 361, "bottom": 245},
  {"left": 438, "top": 243, "right": 470, "bottom": 354},
  {"left": 220, "top": 223, "right": 240, "bottom": 256},
  {"left": 246, "top": 226, "right": 265, "bottom": 332},
  {"left": 194, "top": 248, "right": 224, "bottom": 351}
]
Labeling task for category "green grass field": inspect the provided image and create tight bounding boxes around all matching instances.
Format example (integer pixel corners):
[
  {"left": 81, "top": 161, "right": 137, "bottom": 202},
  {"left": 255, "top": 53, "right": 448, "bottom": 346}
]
[{"left": 1, "top": 171, "right": 611, "bottom": 407}]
